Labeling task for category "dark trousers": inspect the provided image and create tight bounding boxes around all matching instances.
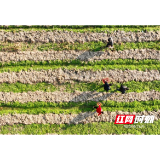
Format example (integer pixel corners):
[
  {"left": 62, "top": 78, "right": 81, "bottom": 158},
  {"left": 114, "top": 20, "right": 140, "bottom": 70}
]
[
  {"left": 106, "top": 42, "right": 113, "bottom": 47},
  {"left": 104, "top": 87, "right": 111, "bottom": 92}
]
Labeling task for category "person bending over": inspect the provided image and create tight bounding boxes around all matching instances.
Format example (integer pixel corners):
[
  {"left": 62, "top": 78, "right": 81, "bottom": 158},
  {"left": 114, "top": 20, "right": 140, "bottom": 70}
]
[
  {"left": 117, "top": 84, "right": 129, "bottom": 94},
  {"left": 106, "top": 37, "right": 113, "bottom": 48},
  {"left": 104, "top": 80, "right": 112, "bottom": 92}
]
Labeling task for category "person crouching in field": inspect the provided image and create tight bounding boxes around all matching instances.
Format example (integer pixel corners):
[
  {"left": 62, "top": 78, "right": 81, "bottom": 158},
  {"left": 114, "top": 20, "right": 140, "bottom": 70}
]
[
  {"left": 93, "top": 102, "right": 104, "bottom": 116},
  {"left": 102, "top": 78, "right": 112, "bottom": 92},
  {"left": 106, "top": 37, "right": 113, "bottom": 48},
  {"left": 104, "top": 80, "right": 112, "bottom": 92},
  {"left": 117, "top": 84, "right": 129, "bottom": 94}
]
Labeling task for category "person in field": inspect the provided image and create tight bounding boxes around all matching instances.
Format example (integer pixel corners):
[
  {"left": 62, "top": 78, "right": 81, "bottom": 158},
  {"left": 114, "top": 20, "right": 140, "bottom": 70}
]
[
  {"left": 106, "top": 37, "right": 113, "bottom": 48},
  {"left": 117, "top": 84, "right": 129, "bottom": 94},
  {"left": 93, "top": 102, "right": 104, "bottom": 116},
  {"left": 102, "top": 78, "right": 112, "bottom": 92},
  {"left": 104, "top": 80, "right": 112, "bottom": 92}
]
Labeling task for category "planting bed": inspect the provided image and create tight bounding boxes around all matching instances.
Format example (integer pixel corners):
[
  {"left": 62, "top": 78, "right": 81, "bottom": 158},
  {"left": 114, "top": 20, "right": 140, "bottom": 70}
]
[
  {"left": 0, "top": 109, "right": 160, "bottom": 126},
  {"left": 0, "top": 30, "right": 160, "bottom": 43},
  {"left": 0, "top": 69, "right": 160, "bottom": 84},
  {"left": 0, "top": 49, "right": 160, "bottom": 62},
  {"left": 0, "top": 90, "right": 160, "bottom": 103}
]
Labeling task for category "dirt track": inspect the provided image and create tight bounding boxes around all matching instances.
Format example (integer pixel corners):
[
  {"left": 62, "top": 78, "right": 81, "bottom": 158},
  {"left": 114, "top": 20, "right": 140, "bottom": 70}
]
[
  {"left": 0, "top": 110, "right": 159, "bottom": 126},
  {"left": 0, "top": 69, "right": 159, "bottom": 84},
  {"left": 0, "top": 30, "right": 160, "bottom": 43},
  {"left": 0, "top": 49, "right": 160, "bottom": 62},
  {"left": 0, "top": 90, "right": 159, "bottom": 103}
]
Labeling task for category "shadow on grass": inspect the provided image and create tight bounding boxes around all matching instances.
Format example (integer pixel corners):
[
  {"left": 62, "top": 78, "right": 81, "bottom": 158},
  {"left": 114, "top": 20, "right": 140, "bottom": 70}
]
[{"left": 0, "top": 99, "right": 159, "bottom": 115}]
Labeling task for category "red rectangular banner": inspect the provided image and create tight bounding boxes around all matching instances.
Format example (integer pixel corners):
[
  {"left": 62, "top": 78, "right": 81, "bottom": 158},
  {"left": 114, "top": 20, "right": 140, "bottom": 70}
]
[{"left": 114, "top": 115, "right": 135, "bottom": 124}]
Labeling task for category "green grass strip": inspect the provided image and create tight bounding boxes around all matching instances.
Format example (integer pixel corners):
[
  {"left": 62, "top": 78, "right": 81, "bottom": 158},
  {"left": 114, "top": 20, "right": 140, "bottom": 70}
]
[
  {"left": 1, "top": 41, "right": 160, "bottom": 52},
  {"left": 0, "top": 100, "right": 160, "bottom": 115},
  {"left": 0, "top": 120, "right": 160, "bottom": 135},
  {"left": 0, "top": 81, "right": 160, "bottom": 93},
  {"left": 0, "top": 25, "right": 160, "bottom": 33},
  {"left": 0, "top": 63, "right": 159, "bottom": 73},
  {"left": 0, "top": 25, "right": 159, "bottom": 29},
  {"left": 37, "top": 41, "right": 160, "bottom": 51},
  {"left": 1, "top": 59, "right": 160, "bottom": 68}
]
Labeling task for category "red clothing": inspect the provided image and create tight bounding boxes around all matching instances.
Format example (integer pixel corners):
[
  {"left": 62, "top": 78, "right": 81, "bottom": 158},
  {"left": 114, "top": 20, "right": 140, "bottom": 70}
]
[
  {"left": 96, "top": 105, "right": 102, "bottom": 116},
  {"left": 102, "top": 79, "right": 105, "bottom": 84}
]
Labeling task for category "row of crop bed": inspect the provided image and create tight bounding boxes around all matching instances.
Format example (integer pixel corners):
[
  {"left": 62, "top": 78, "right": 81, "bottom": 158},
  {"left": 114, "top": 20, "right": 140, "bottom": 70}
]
[
  {"left": 0, "top": 25, "right": 159, "bottom": 29},
  {"left": 0, "top": 81, "right": 159, "bottom": 93},
  {"left": 0, "top": 41, "right": 160, "bottom": 52},
  {"left": 1, "top": 49, "right": 160, "bottom": 63},
  {"left": 0, "top": 69, "right": 159, "bottom": 83},
  {"left": 1, "top": 110, "right": 160, "bottom": 126},
  {"left": 0, "top": 91, "right": 160, "bottom": 104},
  {"left": 0, "top": 30, "right": 160, "bottom": 44},
  {"left": 0, "top": 25, "right": 160, "bottom": 33},
  {"left": 0, "top": 26, "right": 159, "bottom": 134}
]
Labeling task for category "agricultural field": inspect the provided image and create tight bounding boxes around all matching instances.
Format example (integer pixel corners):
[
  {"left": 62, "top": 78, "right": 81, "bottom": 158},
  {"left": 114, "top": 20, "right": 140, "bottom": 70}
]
[{"left": 0, "top": 25, "right": 160, "bottom": 135}]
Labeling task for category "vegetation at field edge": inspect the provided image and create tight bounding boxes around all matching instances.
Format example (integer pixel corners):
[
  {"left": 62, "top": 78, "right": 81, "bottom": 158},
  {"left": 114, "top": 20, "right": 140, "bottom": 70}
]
[
  {"left": 0, "top": 121, "right": 160, "bottom": 135},
  {"left": 0, "top": 25, "right": 160, "bottom": 33}
]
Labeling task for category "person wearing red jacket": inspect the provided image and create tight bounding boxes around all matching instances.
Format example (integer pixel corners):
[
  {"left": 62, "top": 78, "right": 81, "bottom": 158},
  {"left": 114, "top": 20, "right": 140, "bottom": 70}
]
[{"left": 93, "top": 102, "right": 104, "bottom": 116}]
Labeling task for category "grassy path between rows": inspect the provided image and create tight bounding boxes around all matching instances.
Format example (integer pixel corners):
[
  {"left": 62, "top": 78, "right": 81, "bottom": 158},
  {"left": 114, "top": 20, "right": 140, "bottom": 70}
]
[
  {"left": 1, "top": 41, "right": 160, "bottom": 52},
  {"left": 0, "top": 100, "right": 160, "bottom": 115},
  {"left": 1, "top": 59, "right": 160, "bottom": 68},
  {"left": 0, "top": 64, "right": 160, "bottom": 72},
  {"left": 0, "top": 25, "right": 160, "bottom": 33},
  {"left": 0, "top": 81, "right": 159, "bottom": 93},
  {"left": 0, "top": 120, "right": 159, "bottom": 135},
  {"left": 1, "top": 25, "right": 157, "bottom": 28}
]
